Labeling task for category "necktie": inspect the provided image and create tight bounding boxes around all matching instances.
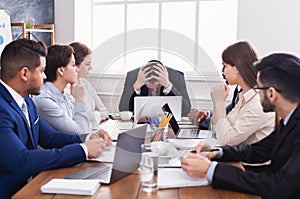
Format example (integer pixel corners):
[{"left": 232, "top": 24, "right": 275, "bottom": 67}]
[
  {"left": 21, "top": 102, "right": 28, "bottom": 115},
  {"left": 231, "top": 86, "right": 241, "bottom": 109},
  {"left": 21, "top": 101, "right": 30, "bottom": 126},
  {"left": 278, "top": 119, "right": 285, "bottom": 133}
]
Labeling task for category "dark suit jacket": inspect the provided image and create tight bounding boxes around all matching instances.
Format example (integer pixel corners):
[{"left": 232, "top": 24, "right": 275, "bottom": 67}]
[
  {"left": 212, "top": 104, "right": 300, "bottom": 199},
  {"left": 119, "top": 67, "right": 191, "bottom": 116},
  {"left": 0, "top": 82, "right": 86, "bottom": 198}
]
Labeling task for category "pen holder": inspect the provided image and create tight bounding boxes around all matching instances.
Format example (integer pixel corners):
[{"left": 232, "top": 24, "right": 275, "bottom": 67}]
[{"left": 151, "top": 126, "right": 168, "bottom": 142}]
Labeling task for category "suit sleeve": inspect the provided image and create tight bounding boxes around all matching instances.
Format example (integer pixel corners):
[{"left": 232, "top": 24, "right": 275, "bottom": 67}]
[
  {"left": 119, "top": 71, "right": 137, "bottom": 112},
  {"left": 0, "top": 116, "right": 86, "bottom": 181},
  {"left": 167, "top": 70, "right": 191, "bottom": 116},
  {"left": 211, "top": 131, "right": 300, "bottom": 198}
]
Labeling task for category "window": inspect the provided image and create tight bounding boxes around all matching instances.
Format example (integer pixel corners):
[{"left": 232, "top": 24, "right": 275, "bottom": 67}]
[{"left": 91, "top": 0, "right": 237, "bottom": 75}]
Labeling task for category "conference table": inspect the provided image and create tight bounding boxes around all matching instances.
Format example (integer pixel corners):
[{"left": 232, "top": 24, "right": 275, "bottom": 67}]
[{"left": 12, "top": 161, "right": 261, "bottom": 199}]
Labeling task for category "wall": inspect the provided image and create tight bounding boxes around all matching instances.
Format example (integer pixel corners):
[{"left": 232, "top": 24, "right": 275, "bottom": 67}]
[
  {"left": 3, "top": 1, "right": 299, "bottom": 113},
  {"left": 238, "top": 0, "right": 300, "bottom": 57},
  {"left": 54, "top": 0, "right": 91, "bottom": 45},
  {"left": 0, "top": 0, "right": 54, "bottom": 46}
]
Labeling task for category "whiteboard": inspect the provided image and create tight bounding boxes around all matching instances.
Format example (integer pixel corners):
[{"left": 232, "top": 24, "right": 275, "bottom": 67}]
[{"left": 0, "top": 10, "right": 12, "bottom": 56}]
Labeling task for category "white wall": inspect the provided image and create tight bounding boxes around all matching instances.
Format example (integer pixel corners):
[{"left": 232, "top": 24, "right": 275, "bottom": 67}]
[
  {"left": 54, "top": 0, "right": 74, "bottom": 44},
  {"left": 238, "top": 0, "right": 300, "bottom": 57},
  {"left": 54, "top": 0, "right": 91, "bottom": 45}
]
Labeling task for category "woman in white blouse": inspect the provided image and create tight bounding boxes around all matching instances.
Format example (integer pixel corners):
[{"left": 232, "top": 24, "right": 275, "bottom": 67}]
[
  {"left": 211, "top": 41, "right": 275, "bottom": 146},
  {"left": 69, "top": 42, "right": 109, "bottom": 130}
]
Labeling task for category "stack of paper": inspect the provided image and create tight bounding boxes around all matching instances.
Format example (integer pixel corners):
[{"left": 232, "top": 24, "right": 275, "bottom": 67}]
[{"left": 41, "top": 178, "right": 100, "bottom": 195}]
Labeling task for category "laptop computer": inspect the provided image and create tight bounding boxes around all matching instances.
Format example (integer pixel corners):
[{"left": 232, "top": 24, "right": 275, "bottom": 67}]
[
  {"left": 134, "top": 96, "right": 182, "bottom": 123},
  {"left": 65, "top": 124, "right": 147, "bottom": 184},
  {"left": 162, "top": 103, "right": 212, "bottom": 139}
]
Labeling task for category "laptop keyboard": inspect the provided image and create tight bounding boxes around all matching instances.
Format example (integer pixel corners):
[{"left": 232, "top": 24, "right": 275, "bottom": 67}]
[
  {"left": 179, "top": 129, "right": 199, "bottom": 138},
  {"left": 65, "top": 163, "right": 113, "bottom": 183},
  {"left": 87, "top": 164, "right": 112, "bottom": 181}
]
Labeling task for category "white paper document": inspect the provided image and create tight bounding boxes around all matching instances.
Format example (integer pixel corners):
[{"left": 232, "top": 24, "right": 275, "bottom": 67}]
[
  {"left": 158, "top": 168, "right": 209, "bottom": 189},
  {"left": 41, "top": 178, "right": 100, "bottom": 195},
  {"left": 167, "top": 138, "right": 218, "bottom": 150}
]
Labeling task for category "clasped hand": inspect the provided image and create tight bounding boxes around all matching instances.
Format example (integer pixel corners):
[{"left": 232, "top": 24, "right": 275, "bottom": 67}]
[
  {"left": 85, "top": 129, "right": 112, "bottom": 158},
  {"left": 210, "top": 84, "right": 229, "bottom": 104}
]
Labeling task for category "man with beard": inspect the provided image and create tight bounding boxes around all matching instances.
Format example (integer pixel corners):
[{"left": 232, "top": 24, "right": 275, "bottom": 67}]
[{"left": 181, "top": 53, "right": 300, "bottom": 199}]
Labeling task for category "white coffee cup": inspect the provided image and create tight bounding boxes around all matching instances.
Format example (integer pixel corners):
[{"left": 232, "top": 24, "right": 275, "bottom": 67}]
[{"left": 119, "top": 111, "right": 133, "bottom": 121}]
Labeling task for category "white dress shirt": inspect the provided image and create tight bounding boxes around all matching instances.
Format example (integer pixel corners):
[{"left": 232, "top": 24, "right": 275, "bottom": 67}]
[{"left": 212, "top": 89, "right": 275, "bottom": 145}]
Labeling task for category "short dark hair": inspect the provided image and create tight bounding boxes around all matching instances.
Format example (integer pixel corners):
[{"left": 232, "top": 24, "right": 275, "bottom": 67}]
[
  {"left": 255, "top": 53, "right": 300, "bottom": 102},
  {"left": 144, "top": 60, "right": 164, "bottom": 83},
  {"left": 69, "top": 42, "right": 92, "bottom": 66},
  {"left": 222, "top": 41, "right": 258, "bottom": 88},
  {"left": 0, "top": 39, "right": 47, "bottom": 82},
  {"left": 45, "top": 45, "right": 74, "bottom": 82},
  {"left": 148, "top": 60, "right": 163, "bottom": 66}
]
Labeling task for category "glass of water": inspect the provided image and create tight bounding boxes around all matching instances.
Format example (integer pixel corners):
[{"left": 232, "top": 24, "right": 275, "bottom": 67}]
[{"left": 140, "top": 144, "right": 158, "bottom": 192}]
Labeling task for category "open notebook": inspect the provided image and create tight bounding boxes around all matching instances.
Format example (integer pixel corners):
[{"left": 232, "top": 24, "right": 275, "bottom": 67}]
[{"left": 158, "top": 168, "right": 209, "bottom": 189}]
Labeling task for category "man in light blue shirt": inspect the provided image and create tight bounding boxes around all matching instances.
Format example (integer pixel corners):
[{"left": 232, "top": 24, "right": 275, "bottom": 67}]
[{"left": 33, "top": 45, "right": 90, "bottom": 134}]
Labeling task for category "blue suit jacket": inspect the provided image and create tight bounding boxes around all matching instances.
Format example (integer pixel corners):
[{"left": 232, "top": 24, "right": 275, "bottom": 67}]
[{"left": 0, "top": 82, "right": 86, "bottom": 198}]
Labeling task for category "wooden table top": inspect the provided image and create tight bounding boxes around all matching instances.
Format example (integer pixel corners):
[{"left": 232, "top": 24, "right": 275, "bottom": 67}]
[{"left": 12, "top": 162, "right": 261, "bottom": 199}]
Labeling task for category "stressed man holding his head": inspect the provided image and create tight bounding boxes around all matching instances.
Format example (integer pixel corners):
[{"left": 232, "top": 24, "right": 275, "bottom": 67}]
[{"left": 119, "top": 60, "right": 191, "bottom": 116}]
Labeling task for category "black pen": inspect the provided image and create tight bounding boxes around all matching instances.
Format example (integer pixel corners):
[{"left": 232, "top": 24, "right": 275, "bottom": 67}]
[
  {"left": 196, "top": 121, "right": 201, "bottom": 134},
  {"left": 190, "top": 149, "right": 219, "bottom": 153}
]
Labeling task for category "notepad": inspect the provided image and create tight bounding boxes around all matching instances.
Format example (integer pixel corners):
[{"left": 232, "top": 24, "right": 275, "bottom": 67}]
[
  {"left": 157, "top": 168, "right": 209, "bottom": 189},
  {"left": 41, "top": 178, "right": 100, "bottom": 195}
]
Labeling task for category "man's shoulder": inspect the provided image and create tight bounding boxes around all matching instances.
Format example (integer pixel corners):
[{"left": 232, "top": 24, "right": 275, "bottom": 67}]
[
  {"left": 166, "top": 67, "right": 184, "bottom": 76},
  {"left": 127, "top": 67, "right": 139, "bottom": 74}
]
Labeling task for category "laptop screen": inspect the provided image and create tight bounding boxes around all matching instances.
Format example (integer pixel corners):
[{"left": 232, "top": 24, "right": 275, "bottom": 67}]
[
  {"left": 162, "top": 103, "right": 180, "bottom": 135},
  {"left": 134, "top": 96, "right": 182, "bottom": 123}
]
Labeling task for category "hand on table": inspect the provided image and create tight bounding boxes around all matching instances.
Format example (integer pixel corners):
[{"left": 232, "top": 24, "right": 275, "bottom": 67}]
[{"left": 181, "top": 153, "right": 211, "bottom": 178}]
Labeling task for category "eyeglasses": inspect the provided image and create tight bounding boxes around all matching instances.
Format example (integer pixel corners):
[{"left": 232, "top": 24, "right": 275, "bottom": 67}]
[{"left": 253, "top": 85, "right": 281, "bottom": 93}]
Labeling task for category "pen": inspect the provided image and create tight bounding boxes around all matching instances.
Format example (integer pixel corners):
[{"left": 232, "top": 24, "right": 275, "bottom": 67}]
[
  {"left": 190, "top": 149, "right": 219, "bottom": 153},
  {"left": 196, "top": 122, "right": 201, "bottom": 134}
]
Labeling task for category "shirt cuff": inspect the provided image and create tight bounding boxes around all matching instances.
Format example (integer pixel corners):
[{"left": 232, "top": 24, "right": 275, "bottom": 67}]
[
  {"left": 206, "top": 161, "right": 218, "bottom": 184},
  {"left": 134, "top": 87, "right": 141, "bottom": 95},
  {"left": 85, "top": 133, "right": 93, "bottom": 141},
  {"left": 206, "top": 110, "right": 211, "bottom": 118},
  {"left": 80, "top": 143, "right": 88, "bottom": 159},
  {"left": 163, "top": 83, "right": 173, "bottom": 95},
  {"left": 216, "top": 148, "right": 223, "bottom": 158}
]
